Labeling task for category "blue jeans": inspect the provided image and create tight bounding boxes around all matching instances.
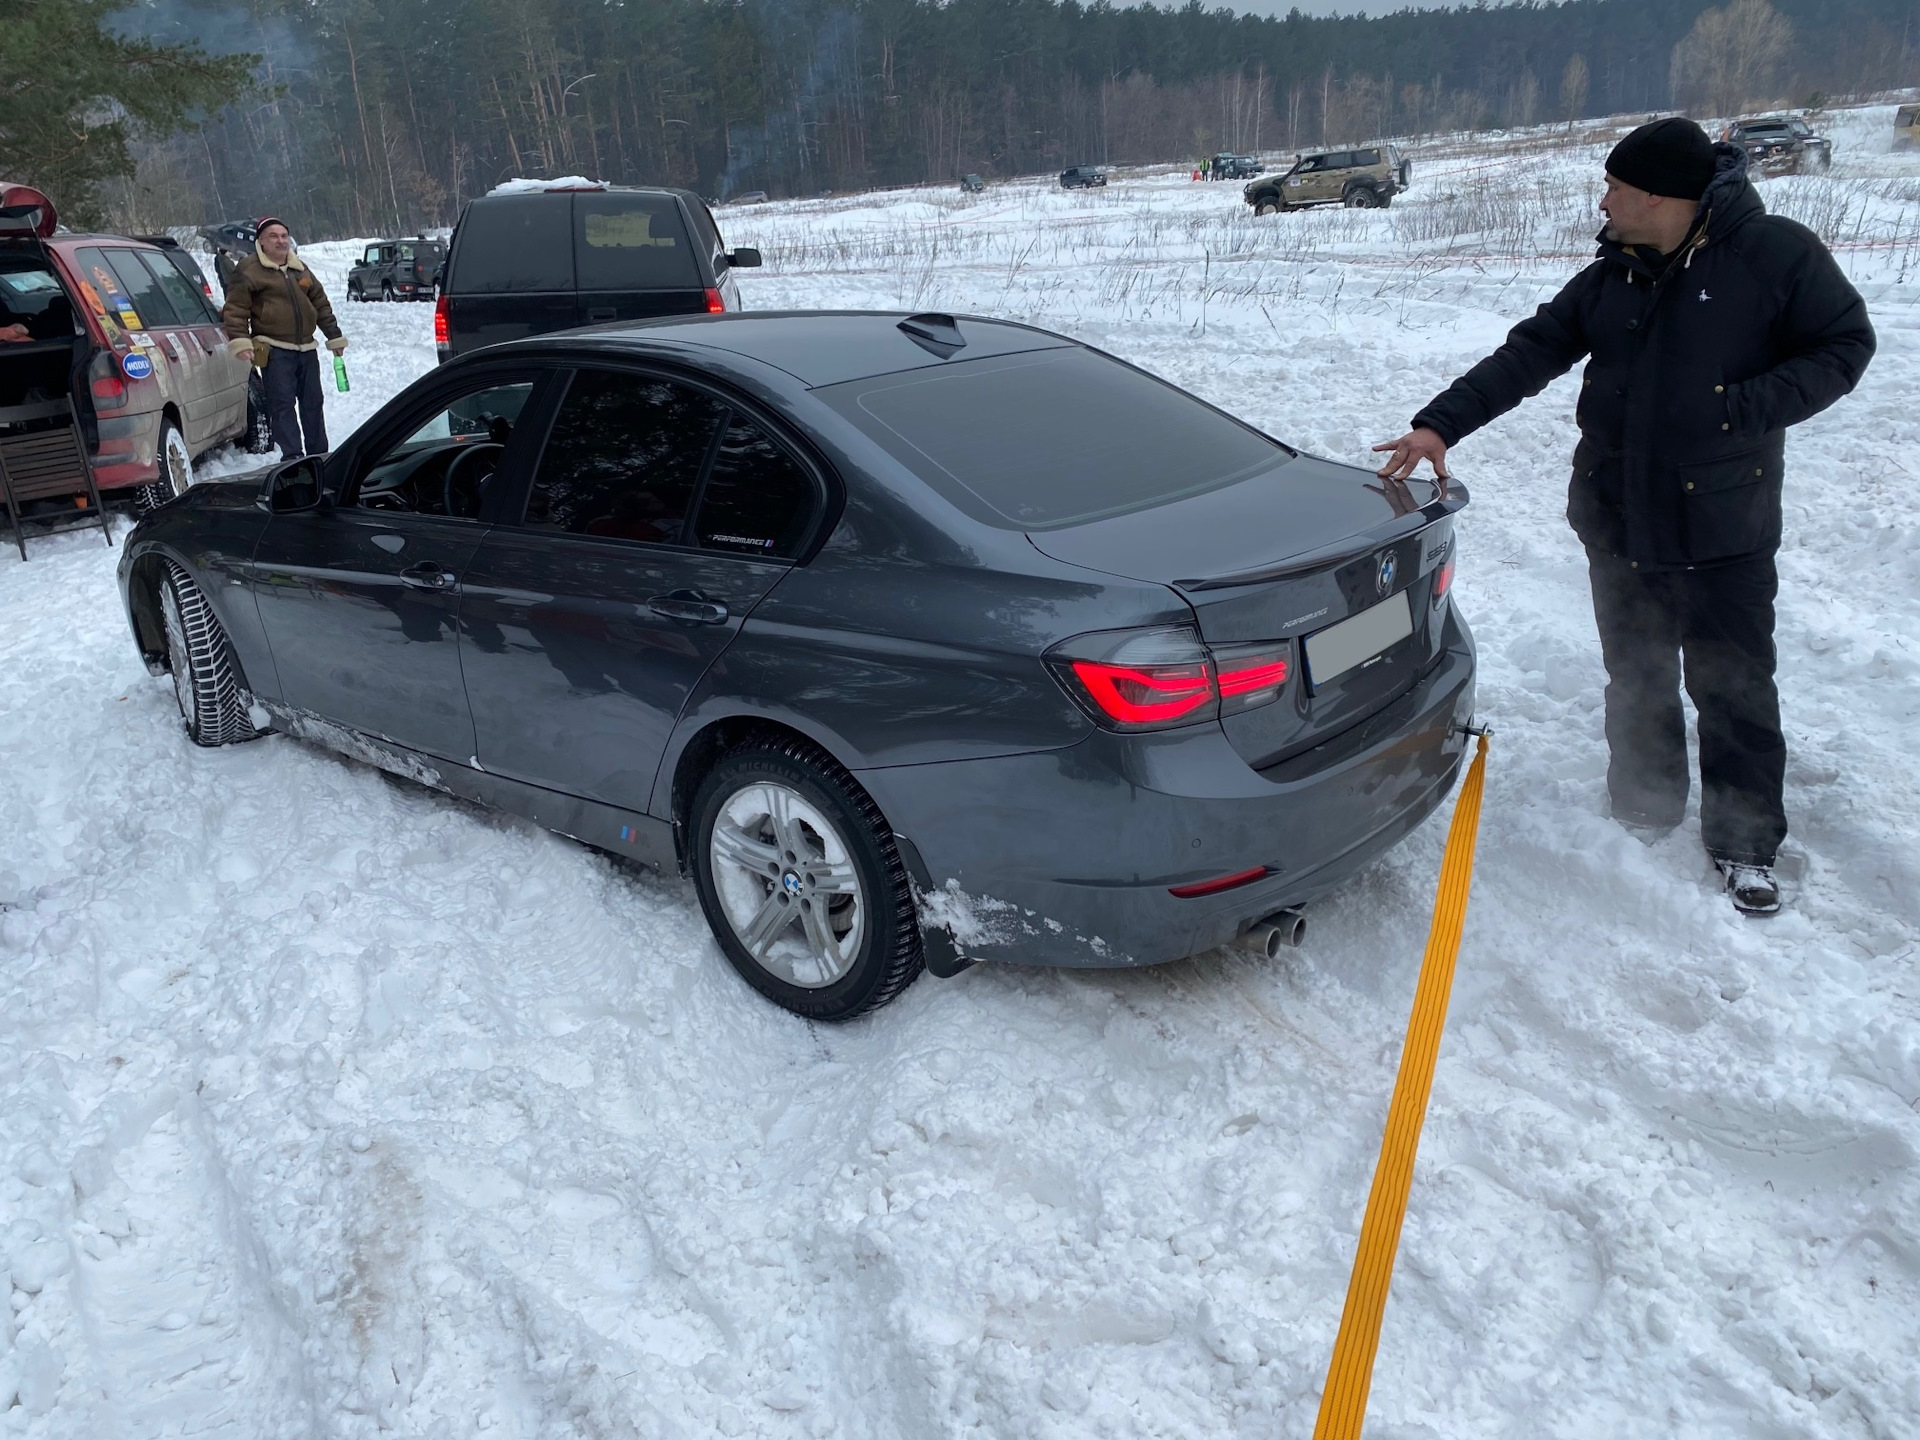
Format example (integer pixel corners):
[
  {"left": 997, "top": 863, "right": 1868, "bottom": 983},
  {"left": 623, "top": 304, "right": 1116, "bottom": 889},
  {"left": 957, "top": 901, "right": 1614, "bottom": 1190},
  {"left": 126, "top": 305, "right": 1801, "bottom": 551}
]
[{"left": 263, "top": 347, "right": 328, "bottom": 459}]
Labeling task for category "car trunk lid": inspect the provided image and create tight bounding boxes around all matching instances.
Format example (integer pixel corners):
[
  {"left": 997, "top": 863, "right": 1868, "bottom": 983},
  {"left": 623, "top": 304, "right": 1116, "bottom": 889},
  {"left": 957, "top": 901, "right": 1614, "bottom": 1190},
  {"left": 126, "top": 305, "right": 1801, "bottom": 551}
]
[{"left": 1028, "top": 452, "right": 1464, "bottom": 769}]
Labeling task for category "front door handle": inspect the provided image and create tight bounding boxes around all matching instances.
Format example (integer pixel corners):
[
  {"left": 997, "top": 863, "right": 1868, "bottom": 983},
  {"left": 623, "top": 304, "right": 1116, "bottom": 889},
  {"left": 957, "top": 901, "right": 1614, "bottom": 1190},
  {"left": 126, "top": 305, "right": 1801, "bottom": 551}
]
[
  {"left": 399, "top": 562, "right": 457, "bottom": 591},
  {"left": 648, "top": 591, "right": 729, "bottom": 624}
]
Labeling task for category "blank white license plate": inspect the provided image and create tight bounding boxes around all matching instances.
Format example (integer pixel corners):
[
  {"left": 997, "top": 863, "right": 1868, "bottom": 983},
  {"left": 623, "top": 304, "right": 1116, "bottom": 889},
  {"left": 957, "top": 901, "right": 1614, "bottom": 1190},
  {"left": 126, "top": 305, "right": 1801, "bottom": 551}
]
[{"left": 1303, "top": 590, "right": 1413, "bottom": 690}]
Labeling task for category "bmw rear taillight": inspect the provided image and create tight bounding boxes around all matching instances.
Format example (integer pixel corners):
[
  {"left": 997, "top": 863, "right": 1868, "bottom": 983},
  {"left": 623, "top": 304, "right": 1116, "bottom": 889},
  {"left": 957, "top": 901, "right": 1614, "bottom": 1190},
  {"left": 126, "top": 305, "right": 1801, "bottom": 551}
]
[
  {"left": 1434, "top": 555, "right": 1456, "bottom": 606},
  {"left": 433, "top": 292, "right": 450, "bottom": 347},
  {"left": 1046, "top": 627, "right": 1291, "bottom": 732},
  {"left": 704, "top": 287, "right": 726, "bottom": 314}
]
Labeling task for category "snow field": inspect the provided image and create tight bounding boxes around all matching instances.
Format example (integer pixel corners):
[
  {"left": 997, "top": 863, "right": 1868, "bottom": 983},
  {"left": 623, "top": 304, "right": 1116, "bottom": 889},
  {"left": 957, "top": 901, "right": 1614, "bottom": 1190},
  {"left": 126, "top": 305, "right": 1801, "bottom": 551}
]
[{"left": 3, "top": 105, "right": 1918, "bottom": 1437}]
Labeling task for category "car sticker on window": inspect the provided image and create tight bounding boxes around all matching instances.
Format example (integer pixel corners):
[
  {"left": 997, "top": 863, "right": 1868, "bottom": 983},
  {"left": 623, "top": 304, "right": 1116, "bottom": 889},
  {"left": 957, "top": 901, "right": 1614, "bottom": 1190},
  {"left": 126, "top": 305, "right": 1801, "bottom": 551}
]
[
  {"left": 583, "top": 212, "right": 677, "bottom": 248},
  {"left": 706, "top": 532, "right": 774, "bottom": 550}
]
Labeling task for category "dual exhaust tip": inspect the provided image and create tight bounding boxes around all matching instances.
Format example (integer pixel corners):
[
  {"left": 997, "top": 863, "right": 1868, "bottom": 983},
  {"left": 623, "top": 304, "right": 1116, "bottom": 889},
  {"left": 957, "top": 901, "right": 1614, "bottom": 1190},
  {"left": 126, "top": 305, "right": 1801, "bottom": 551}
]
[{"left": 1234, "top": 908, "right": 1306, "bottom": 959}]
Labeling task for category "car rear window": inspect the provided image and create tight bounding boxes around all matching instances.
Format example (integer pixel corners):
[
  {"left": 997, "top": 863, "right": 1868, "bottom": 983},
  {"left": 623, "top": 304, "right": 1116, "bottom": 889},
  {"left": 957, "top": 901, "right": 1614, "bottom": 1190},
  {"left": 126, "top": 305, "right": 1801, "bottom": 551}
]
[
  {"left": 574, "top": 193, "right": 700, "bottom": 290},
  {"left": 819, "top": 348, "right": 1288, "bottom": 531},
  {"left": 450, "top": 195, "right": 574, "bottom": 292}
]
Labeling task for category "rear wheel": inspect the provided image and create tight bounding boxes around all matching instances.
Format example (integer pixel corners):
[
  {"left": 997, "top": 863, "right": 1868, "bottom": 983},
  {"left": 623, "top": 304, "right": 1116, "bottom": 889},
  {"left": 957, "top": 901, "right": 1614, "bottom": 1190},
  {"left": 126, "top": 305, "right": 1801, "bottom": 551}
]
[
  {"left": 158, "top": 563, "right": 263, "bottom": 747},
  {"left": 690, "top": 740, "right": 923, "bottom": 1020},
  {"left": 1344, "top": 184, "right": 1381, "bottom": 208},
  {"left": 381, "top": 281, "right": 395, "bottom": 302},
  {"left": 136, "top": 419, "right": 193, "bottom": 510}
]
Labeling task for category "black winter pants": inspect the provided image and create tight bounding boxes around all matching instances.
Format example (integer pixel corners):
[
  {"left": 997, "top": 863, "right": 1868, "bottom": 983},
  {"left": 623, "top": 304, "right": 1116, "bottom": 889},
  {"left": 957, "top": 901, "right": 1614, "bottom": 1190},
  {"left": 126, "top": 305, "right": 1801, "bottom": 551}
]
[
  {"left": 264, "top": 347, "right": 328, "bottom": 459},
  {"left": 1586, "top": 548, "right": 1787, "bottom": 865}
]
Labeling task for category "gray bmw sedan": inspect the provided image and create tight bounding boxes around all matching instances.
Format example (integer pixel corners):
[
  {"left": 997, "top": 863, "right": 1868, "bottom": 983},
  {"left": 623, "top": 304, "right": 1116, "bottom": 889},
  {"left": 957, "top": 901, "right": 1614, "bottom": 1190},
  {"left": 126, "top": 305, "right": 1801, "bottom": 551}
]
[{"left": 118, "top": 312, "right": 1476, "bottom": 1019}]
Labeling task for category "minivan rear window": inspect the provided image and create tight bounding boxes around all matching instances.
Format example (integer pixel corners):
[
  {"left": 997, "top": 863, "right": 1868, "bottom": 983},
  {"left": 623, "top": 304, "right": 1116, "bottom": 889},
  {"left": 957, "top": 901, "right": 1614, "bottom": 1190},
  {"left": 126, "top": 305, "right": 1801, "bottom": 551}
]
[
  {"left": 574, "top": 193, "right": 700, "bottom": 290},
  {"left": 819, "top": 348, "right": 1288, "bottom": 530},
  {"left": 450, "top": 195, "right": 574, "bottom": 292}
]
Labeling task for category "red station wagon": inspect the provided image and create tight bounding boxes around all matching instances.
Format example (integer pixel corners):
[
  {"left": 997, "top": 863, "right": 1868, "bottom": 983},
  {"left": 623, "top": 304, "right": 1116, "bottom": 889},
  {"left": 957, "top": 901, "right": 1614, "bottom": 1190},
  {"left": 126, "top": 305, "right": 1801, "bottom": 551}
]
[{"left": 1, "top": 182, "right": 258, "bottom": 505}]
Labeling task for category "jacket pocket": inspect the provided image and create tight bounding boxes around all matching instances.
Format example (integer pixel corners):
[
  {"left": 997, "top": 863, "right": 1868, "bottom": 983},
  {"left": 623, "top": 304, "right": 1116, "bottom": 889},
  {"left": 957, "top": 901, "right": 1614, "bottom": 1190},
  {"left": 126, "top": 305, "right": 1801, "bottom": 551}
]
[
  {"left": 1678, "top": 449, "right": 1782, "bottom": 562},
  {"left": 1566, "top": 452, "right": 1626, "bottom": 553}
]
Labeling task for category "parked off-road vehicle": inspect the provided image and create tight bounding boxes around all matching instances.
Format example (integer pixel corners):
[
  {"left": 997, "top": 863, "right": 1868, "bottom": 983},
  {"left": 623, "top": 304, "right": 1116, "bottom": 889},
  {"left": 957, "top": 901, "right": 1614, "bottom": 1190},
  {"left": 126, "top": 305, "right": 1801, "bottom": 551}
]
[
  {"left": 346, "top": 236, "right": 445, "bottom": 302},
  {"left": 1896, "top": 104, "right": 1920, "bottom": 151},
  {"left": 1722, "top": 116, "right": 1831, "bottom": 175},
  {"left": 198, "top": 220, "right": 257, "bottom": 292},
  {"left": 1244, "top": 144, "right": 1410, "bottom": 213},
  {"left": 960, "top": 173, "right": 986, "bottom": 193},
  {"left": 1059, "top": 166, "right": 1107, "bottom": 190},
  {"left": 1209, "top": 154, "right": 1263, "bottom": 181}
]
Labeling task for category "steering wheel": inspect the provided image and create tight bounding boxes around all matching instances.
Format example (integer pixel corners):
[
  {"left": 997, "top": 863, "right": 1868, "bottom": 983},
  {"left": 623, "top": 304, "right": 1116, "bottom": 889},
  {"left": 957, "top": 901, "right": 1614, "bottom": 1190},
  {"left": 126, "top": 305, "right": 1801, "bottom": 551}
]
[{"left": 442, "top": 441, "right": 504, "bottom": 519}]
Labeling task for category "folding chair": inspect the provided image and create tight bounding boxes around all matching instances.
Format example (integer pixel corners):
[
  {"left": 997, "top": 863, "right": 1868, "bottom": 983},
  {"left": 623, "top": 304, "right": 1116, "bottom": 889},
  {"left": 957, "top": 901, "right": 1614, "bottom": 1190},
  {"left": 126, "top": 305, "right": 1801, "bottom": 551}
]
[{"left": 0, "top": 396, "right": 112, "bottom": 561}]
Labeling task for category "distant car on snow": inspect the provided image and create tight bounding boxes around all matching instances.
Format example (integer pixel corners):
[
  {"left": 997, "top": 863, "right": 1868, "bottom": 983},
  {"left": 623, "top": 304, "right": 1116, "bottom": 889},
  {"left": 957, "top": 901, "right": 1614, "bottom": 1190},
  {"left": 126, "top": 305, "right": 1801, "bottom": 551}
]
[
  {"left": 1897, "top": 103, "right": 1920, "bottom": 151},
  {"left": 1059, "top": 166, "right": 1107, "bottom": 189},
  {"left": 1722, "top": 115, "right": 1831, "bottom": 175},
  {"left": 346, "top": 236, "right": 445, "bottom": 302},
  {"left": 1244, "top": 144, "right": 1410, "bottom": 212},
  {"left": 1209, "top": 154, "right": 1263, "bottom": 180},
  {"left": 119, "top": 310, "right": 1477, "bottom": 1021},
  {"left": 960, "top": 173, "right": 986, "bottom": 193}
]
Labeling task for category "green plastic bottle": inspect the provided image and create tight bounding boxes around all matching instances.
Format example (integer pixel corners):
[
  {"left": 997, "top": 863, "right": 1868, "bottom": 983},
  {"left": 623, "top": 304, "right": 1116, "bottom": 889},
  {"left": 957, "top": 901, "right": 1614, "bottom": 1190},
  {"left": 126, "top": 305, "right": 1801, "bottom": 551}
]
[{"left": 332, "top": 354, "right": 349, "bottom": 393}]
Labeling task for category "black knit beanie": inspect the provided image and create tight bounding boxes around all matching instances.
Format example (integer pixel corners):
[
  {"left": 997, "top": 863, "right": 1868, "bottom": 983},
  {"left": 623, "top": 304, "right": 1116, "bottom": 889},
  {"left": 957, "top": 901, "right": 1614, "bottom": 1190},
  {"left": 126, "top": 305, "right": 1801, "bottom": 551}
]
[{"left": 1606, "top": 118, "right": 1716, "bottom": 200}]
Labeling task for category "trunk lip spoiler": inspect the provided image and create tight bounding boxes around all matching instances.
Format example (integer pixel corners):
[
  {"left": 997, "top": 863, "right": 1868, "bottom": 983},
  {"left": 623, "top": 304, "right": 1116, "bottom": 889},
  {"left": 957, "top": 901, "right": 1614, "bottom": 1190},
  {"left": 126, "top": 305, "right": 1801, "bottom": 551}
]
[{"left": 1172, "top": 485, "right": 1467, "bottom": 592}]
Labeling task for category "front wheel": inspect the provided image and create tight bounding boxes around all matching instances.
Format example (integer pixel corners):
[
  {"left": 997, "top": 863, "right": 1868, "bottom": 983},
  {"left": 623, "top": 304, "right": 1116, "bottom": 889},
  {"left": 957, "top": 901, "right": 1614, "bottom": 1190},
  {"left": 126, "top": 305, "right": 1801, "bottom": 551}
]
[
  {"left": 158, "top": 563, "right": 263, "bottom": 747},
  {"left": 136, "top": 419, "right": 194, "bottom": 511},
  {"left": 690, "top": 740, "right": 924, "bottom": 1020},
  {"left": 1254, "top": 199, "right": 1280, "bottom": 216}
]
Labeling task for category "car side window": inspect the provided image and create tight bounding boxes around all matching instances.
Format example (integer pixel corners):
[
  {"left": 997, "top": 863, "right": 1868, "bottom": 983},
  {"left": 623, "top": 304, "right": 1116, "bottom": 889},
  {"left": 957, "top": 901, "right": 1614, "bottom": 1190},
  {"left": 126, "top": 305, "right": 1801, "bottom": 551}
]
[
  {"left": 1353, "top": 149, "right": 1379, "bottom": 166},
  {"left": 135, "top": 251, "right": 211, "bottom": 328},
  {"left": 522, "top": 369, "right": 727, "bottom": 544},
  {"left": 694, "top": 414, "right": 818, "bottom": 559},
  {"left": 102, "top": 249, "right": 182, "bottom": 328},
  {"left": 354, "top": 380, "right": 535, "bottom": 518}
]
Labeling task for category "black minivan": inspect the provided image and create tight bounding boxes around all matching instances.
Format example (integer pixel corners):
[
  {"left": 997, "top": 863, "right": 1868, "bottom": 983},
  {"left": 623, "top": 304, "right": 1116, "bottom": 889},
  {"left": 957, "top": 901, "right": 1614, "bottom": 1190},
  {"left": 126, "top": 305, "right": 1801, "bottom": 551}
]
[{"left": 434, "top": 184, "right": 762, "bottom": 362}]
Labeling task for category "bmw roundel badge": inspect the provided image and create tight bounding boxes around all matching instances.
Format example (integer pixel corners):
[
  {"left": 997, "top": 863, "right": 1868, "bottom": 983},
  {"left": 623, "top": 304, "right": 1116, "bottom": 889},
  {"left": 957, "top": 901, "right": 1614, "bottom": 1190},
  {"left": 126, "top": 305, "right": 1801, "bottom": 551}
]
[
  {"left": 121, "top": 351, "right": 154, "bottom": 381},
  {"left": 1376, "top": 551, "right": 1398, "bottom": 595}
]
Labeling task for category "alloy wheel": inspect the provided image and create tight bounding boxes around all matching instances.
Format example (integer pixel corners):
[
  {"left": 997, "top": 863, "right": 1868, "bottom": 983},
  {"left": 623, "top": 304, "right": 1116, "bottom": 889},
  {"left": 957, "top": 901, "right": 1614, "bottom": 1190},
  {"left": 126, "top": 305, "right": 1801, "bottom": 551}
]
[
  {"left": 161, "top": 423, "right": 193, "bottom": 498},
  {"left": 707, "top": 781, "right": 866, "bottom": 989}
]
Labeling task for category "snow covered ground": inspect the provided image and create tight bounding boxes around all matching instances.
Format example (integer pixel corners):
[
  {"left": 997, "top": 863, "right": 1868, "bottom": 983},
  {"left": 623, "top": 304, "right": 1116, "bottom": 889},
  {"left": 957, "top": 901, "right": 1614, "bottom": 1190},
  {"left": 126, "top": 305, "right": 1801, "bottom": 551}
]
[{"left": 4, "top": 107, "right": 1918, "bottom": 1437}]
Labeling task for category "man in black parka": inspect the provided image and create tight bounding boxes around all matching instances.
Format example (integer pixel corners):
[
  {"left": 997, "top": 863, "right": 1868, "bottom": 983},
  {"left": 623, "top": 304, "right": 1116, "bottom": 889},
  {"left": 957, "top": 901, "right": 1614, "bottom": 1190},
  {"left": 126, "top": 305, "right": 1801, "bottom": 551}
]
[{"left": 1373, "top": 118, "right": 1874, "bottom": 916}]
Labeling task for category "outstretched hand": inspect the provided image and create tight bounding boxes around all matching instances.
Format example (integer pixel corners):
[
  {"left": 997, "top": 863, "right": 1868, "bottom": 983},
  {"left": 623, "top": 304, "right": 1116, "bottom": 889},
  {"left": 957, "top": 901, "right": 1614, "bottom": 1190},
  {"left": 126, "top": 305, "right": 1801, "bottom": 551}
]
[{"left": 1371, "top": 426, "right": 1450, "bottom": 483}]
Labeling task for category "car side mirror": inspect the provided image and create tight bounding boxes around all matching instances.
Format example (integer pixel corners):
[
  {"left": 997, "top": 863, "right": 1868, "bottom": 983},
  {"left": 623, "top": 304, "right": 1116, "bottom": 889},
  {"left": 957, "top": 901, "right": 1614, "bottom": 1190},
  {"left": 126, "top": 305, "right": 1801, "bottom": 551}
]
[
  {"left": 727, "top": 247, "right": 763, "bottom": 269},
  {"left": 261, "top": 455, "right": 328, "bottom": 513}
]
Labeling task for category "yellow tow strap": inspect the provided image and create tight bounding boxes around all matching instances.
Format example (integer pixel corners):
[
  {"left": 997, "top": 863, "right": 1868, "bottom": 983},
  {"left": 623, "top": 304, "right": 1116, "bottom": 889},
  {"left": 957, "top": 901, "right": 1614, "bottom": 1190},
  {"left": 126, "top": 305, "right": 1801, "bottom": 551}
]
[{"left": 1312, "top": 731, "right": 1491, "bottom": 1440}]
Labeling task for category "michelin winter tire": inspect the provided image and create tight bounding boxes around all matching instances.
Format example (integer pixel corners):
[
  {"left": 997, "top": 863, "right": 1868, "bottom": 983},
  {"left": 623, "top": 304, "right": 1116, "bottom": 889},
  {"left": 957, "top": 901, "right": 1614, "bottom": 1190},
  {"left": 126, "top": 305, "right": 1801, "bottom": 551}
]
[
  {"left": 690, "top": 740, "right": 923, "bottom": 1021},
  {"left": 159, "top": 563, "right": 262, "bottom": 748}
]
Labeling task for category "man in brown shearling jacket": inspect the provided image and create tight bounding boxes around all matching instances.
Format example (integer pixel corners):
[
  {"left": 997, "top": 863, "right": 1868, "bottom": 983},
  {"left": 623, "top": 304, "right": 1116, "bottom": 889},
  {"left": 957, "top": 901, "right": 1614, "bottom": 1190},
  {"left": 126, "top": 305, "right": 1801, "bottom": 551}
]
[{"left": 220, "top": 217, "right": 348, "bottom": 459}]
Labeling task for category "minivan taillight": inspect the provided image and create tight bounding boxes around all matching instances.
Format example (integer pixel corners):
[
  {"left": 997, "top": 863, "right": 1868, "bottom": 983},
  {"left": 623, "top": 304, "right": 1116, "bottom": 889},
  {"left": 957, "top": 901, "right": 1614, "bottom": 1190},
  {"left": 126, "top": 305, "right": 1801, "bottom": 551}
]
[
  {"left": 1046, "top": 627, "right": 1291, "bottom": 732},
  {"left": 704, "top": 287, "right": 726, "bottom": 314},
  {"left": 433, "top": 293, "right": 450, "bottom": 347},
  {"left": 88, "top": 352, "right": 128, "bottom": 409}
]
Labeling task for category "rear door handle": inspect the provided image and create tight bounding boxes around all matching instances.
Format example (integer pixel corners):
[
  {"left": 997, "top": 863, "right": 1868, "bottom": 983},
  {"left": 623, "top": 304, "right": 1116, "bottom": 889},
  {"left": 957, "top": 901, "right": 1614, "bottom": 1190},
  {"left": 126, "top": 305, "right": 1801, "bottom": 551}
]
[
  {"left": 648, "top": 591, "right": 729, "bottom": 624},
  {"left": 586, "top": 306, "right": 617, "bottom": 322},
  {"left": 399, "top": 562, "right": 457, "bottom": 590}
]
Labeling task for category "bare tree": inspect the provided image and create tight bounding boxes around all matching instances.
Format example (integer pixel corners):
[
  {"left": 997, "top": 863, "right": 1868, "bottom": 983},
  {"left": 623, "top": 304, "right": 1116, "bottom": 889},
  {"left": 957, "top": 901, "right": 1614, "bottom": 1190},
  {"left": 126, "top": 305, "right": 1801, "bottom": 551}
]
[
  {"left": 1670, "top": 0, "right": 1795, "bottom": 117},
  {"left": 1560, "top": 53, "right": 1589, "bottom": 131},
  {"left": 1510, "top": 69, "right": 1541, "bottom": 128}
]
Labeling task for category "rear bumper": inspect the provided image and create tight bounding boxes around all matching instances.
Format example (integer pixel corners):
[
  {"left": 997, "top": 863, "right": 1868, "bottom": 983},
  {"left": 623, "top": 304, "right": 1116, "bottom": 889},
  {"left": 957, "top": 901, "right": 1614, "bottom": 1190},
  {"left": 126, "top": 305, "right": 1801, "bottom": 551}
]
[
  {"left": 90, "top": 410, "right": 163, "bottom": 491},
  {"left": 863, "top": 607, "right": 1478, "bottom": 968}
]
